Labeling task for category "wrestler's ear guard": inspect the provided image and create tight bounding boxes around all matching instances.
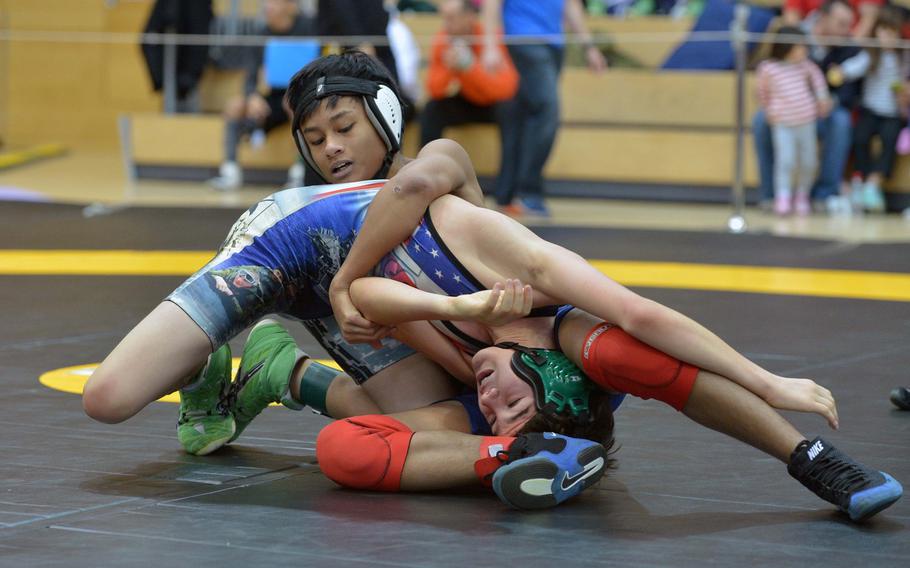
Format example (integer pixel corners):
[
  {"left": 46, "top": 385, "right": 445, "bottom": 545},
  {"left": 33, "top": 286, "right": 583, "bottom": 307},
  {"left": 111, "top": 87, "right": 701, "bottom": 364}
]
[
  {"left": 292, "top": 75, "right": 403, "bottom": 182},
  {"left": 497, "top": 342, "right": 594, "bottom": 424}
]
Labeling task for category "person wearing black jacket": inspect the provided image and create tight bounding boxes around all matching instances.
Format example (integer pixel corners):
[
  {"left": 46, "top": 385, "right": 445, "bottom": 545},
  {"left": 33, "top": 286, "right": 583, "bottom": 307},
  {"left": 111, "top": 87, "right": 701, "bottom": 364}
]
[
  {"left": 209, "top": 0, "right": 317, "bottom": 191},
  {"left": 752, "top": 0, "right": 861, "bottom": 214},
  {"left": 141, "top": 0, "right": 214, "bottom": 112}
]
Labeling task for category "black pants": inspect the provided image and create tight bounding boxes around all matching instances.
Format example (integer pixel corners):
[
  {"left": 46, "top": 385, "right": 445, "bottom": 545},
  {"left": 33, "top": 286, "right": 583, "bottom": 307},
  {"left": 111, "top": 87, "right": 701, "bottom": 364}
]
[
  {"left": 853, "top": 107, "right": 904, "bottom": 178},
  {"left": 419, "top": 96, "right": 500, "bottom": 148}
]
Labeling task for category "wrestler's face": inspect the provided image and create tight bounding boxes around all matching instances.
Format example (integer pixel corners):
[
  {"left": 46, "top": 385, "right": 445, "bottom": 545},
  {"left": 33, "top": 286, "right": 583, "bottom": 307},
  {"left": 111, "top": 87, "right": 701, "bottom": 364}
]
[
  {"left": 472, "top": 346, "right": 537, "bottom": 436},
  {"left": 300, "top": 96, "right": 387, "bottom": 183}
]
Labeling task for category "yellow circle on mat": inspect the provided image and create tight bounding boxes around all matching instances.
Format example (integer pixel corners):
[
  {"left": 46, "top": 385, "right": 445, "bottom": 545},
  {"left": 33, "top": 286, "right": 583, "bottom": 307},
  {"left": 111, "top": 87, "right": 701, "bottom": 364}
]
[{"left": 39, "top": 358, "right": 343, "bottom": 403}]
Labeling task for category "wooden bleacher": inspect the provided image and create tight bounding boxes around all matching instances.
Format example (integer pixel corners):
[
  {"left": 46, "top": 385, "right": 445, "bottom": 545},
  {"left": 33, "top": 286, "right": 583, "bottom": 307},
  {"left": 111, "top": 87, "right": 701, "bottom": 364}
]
[
  {"left": 123, "top": 12, "right": 910, "bottom": 199},
  {"left": 128, "top": 12, "right": 767, "bottom": 194},
  {"left": 8, "top": 3, "right": 898, "bottom": 200}
]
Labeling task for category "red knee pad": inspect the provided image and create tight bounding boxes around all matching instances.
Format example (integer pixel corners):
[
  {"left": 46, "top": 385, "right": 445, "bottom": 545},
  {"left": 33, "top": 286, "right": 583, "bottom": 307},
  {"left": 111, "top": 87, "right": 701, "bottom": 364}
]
[
  {"left": 316, "top": 415, "right": 414, "bottom": 492},
  {"left": 580, "top": 323, "right": 699, "bottom": 411}
]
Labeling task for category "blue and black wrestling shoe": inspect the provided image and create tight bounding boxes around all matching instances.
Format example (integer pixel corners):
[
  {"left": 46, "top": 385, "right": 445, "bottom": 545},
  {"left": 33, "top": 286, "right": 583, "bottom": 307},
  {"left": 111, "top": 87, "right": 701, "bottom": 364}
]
[
  {"left": 492, "top": 432, "right": 607, "bottom": 510},
  {"left": 788, "top": 436, "right": 903, "bottom": 522}
]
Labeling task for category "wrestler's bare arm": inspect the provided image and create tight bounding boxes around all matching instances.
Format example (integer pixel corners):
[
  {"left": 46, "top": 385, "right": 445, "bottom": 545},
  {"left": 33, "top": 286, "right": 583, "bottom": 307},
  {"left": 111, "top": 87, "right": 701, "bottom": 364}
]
[
  {"left": 330, "top": 140, "right": 485, "bottom": 343},
  {"left": 349, "top": 277, "right": 532, "bottom": 327},
  {"left": 448, "top": 202, "right": 839, "bottom": 428},
  {"left": 349, "top": 276, "right": 533, "bottom": 386}
]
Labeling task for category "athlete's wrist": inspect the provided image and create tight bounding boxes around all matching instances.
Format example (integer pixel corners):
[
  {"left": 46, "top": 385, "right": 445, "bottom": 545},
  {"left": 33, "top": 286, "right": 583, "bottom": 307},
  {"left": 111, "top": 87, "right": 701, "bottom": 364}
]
[{"left": 446, "top": 295, "right": 469, "bottom": 320}]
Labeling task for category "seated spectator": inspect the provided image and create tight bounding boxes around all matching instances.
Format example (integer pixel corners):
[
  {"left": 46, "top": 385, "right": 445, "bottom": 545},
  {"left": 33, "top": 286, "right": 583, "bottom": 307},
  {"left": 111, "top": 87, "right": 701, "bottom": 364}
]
[
  {"left": 209, "top": 0, "right": 316, "bottom": 191},
  {"left": 782, "top": 0, "right": 882, "bottom": 38},
  {"left": 849, "top": 8, "right": 906, "bottom": 213},
  {"left": 387, "top": 1, "right": 422, "bottom": 113},
  {"left": 420, "top": 0, "right": 518, "bottom": 148},
  {"left": 752, "top": 0, "right": 860, "bottom": 214},
  {"left": 756, "top": 27, "right": 832, "bottom": 216}
]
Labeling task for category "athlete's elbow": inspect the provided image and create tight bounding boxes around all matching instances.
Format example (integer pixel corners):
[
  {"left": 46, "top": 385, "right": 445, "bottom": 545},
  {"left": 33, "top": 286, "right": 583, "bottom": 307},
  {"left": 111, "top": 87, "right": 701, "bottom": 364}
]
[
  {"left": 348, "top": 280, "right": 379, "bottom": 321},
  {"left": 389, "top": 169, "right": 435, "bottom": 202}
]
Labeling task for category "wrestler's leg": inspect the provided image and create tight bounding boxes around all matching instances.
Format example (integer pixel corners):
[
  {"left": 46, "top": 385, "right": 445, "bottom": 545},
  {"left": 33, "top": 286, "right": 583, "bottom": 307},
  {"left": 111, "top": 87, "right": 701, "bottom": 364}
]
[
  {"left": 291, "top": 359, "right": 382, "bottom": 419},
  {"left": 682, "top": 370, "right": 804, "bottom": 463},
  {"left": 559, "top": 309, "right": 805, "bottom": 459},
  {"left": 562, "top": 311, "right": 903, "bottom": 520},
  {"left": 84, "top": 301, "right": 211, "bottom": 424},
  {"left": 299, "top": 316, "right": 463, "bottom": 415},
  {"left": 358, "top": 353, "right": 462, "bottom": 413},
  {"left": 316, "top": 405, "right": 608, "bottom": 509},
  {"left": 316, "top": 406, "right": 498, "bottom": 491},
  {"left": 217, "top": 319, "right": 461, "bottom": 447}
]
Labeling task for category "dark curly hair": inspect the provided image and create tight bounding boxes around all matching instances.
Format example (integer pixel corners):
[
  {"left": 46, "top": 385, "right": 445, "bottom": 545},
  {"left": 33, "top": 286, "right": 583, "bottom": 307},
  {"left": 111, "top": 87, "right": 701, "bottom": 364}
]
[
  {"left": 285, "top": 50, "right": 406, "bottom": 130},
  {"left": 517, "top": 388, "right": 618, "bottom": 470}
]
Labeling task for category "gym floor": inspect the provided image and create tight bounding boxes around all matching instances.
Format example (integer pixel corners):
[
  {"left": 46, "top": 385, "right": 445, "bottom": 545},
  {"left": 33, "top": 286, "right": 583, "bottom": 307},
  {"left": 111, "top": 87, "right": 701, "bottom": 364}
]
[{"left": 0, "top": 159, "right": 908, "bottom": 565}]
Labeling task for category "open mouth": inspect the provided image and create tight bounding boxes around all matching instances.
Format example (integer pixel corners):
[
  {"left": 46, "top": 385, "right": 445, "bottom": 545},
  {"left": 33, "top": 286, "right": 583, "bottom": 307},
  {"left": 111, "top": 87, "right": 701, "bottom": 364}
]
[
  {"left": 331, "top": 160, "right": 353, "bottom": 179},
  {"left": 476, "top": 368, "right": 494, "bottom": 393}
]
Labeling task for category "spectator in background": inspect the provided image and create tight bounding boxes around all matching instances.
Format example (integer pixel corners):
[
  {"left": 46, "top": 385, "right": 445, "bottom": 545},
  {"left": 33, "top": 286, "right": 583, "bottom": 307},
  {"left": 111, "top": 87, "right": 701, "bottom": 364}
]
[
  {"left": 850, "top": 8, "right": 907, "bottom": 213},
  {"left": 756, "top": 27, "right": 832, "bottom": 216},
  {"left": 209, "top": 0, "right": 316, "bottom": 191},
  {"left": 309, "top": 0, "right": 416, "bottom": 186},
  {"left": 420, "top": 0, "right": 518, "bottom": 148},
  {"left": 482, "top": 0, "right": 606, "bottom": 218},
  {"left": 752, "top": 0, "right": 860, "bottom": 214},
  {"left": 782, "top": 0, "right": 882, "bottom": 38},
  {"left": 317, "top": 0, "right": 401, "bottom": 89},
  {"left": 386, "top": 0, "right": 422, "bottom": 109}
]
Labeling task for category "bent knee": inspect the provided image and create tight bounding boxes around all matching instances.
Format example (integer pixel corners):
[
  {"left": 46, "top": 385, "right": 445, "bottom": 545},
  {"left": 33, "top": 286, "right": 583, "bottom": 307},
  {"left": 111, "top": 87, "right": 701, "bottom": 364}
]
[
  {"left": 82, "top": 371, "right": 135, "bottom": 424},
  {"left": 316, "top": 416, "right": 413, "bottom": 491}
]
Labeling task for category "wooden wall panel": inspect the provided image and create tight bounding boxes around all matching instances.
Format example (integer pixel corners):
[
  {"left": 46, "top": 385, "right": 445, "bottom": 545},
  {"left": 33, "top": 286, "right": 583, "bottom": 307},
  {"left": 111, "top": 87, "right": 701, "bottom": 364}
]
[{"left": 131, "top": 113, "right": 223, "bottom": 165}]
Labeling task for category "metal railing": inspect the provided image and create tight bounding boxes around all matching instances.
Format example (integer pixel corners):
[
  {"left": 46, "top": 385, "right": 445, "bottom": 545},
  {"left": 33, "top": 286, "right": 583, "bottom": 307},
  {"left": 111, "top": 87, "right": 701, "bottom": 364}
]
[{"left": 0, "top": 4, "right": 900, "bottom": 225}]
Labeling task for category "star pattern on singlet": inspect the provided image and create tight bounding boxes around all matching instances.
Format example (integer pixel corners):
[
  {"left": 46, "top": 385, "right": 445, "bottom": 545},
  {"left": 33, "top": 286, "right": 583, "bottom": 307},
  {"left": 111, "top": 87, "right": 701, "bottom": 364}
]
[{"left": 435, "top": 269, "right": 444, "bottom": 279}]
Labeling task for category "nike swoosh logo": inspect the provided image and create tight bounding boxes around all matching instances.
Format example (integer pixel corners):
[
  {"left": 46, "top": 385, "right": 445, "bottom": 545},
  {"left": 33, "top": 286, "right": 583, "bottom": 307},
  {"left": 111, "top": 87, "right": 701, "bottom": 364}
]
[{"left": 560, "top": 457, "right": 605, "bottom": 492}]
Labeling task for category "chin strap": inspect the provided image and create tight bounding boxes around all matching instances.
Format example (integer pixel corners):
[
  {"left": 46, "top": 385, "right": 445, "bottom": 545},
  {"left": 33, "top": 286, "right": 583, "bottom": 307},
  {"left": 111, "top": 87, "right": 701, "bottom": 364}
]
[{"left": 372, "top": 151, "right": 395, "bottom": 180}]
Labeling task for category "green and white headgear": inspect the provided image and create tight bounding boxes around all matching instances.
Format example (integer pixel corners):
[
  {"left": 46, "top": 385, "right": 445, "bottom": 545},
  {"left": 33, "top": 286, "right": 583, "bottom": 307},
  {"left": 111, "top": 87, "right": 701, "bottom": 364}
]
[{"left": 497, "top": 342, "right": 594, "bottom": 424}]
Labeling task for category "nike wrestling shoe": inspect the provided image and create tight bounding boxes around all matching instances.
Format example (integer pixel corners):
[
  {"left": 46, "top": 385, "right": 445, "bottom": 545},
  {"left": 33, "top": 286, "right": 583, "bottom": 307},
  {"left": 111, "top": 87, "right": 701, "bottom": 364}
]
[
  {"left": 788, "top": 436, "right": 903, "bottom": 522},
  {"left": 492, "top": 432, "right": 608, "bottom": 510},
  {"left": 221, "top": 319, "right": 305, "bottom": 443},
  {"left": 177, "top": 344, "right": 236, "bottom": 456},
  {"left": 890, "top": 387, "right": 910, "bottom": 410}
]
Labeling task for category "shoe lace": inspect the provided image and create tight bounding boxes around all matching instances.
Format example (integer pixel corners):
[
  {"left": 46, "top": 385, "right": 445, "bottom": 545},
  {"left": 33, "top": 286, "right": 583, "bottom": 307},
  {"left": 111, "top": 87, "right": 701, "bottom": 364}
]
[
  {"left": 216, "top": 362, "right": 259, "bottom": 416},
  {"left": 216, "top": 379, "right": 242, "bottom": 416},
  {"left": 804, "top": 452, "right": 871, "bottom": 499}
]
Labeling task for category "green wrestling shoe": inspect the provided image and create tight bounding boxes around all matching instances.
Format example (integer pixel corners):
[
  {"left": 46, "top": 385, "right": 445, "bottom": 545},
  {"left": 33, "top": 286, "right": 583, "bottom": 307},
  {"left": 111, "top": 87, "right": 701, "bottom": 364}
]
[
  {"left": 177, "top": 344, "right": 236, "bottom": 456},
  {"left": 223, "top": 319, "right": 305, "bottom": 443}
]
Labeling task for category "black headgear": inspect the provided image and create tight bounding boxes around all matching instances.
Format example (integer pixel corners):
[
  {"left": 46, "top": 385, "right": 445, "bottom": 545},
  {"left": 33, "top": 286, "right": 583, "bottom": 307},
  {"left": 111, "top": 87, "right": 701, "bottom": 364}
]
[{"left": 292, "top": 76, "right": 403, "bottom": 182}]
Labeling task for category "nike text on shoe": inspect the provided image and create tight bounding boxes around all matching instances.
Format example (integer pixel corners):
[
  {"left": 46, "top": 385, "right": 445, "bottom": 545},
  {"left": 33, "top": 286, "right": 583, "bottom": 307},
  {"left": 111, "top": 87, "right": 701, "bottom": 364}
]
[
  {"left": 492, "top": 432, "right": 607, "bottom": 510},
  {"left": 788, "top": 436, "right": 903, "bottom": 522}
]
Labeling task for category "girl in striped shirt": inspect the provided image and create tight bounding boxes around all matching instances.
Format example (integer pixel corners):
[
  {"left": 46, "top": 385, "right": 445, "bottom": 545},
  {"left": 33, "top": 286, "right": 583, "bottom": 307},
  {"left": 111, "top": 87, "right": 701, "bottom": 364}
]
[
  {"left": 850, "top": 9, "right": 907, "bottom": 213},
  {"left": 757, "top": 27, "right": 833, "bottom": 216}
]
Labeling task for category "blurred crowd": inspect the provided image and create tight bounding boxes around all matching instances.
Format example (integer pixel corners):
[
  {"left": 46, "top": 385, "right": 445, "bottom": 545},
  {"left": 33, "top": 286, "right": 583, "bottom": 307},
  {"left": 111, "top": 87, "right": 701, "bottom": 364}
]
[{"left": 142, "top": 0, "right": 910, "bottom": 216}]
